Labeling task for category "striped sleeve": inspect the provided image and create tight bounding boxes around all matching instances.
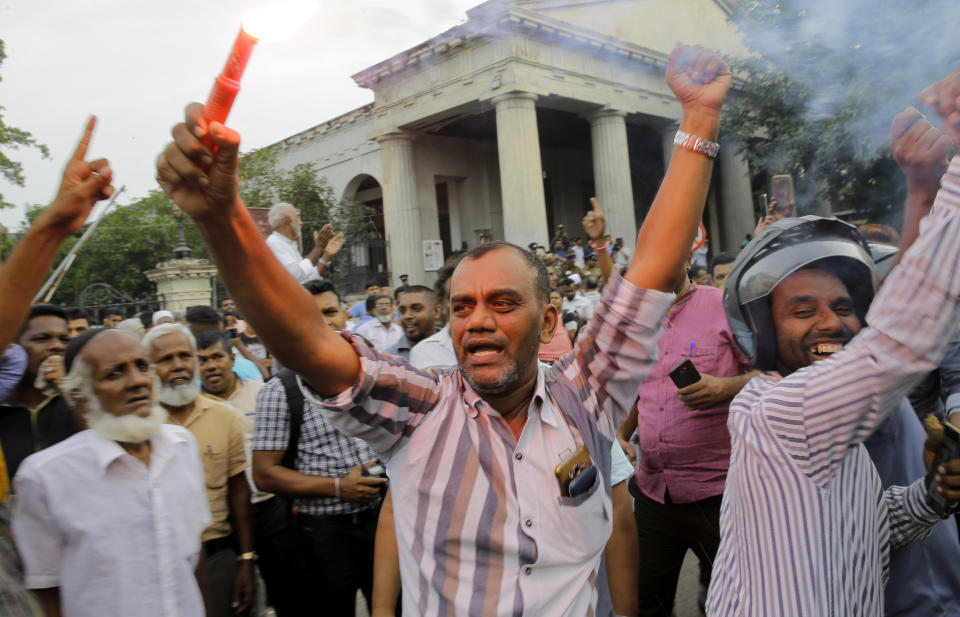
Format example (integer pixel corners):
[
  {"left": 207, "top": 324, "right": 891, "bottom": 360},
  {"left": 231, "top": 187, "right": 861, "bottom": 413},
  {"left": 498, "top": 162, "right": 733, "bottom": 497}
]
[
  {"left": 884, "top": 479, "right": 940, "bottom": 551},
  {"left": 767, "top": 156, "right": 960, "bottom": 488},
  {"left": 554, "top": 270, "right": 673, "bottom": 429},
  {"left": 301, "top": 332, "right": 443, "bottom": 459}
]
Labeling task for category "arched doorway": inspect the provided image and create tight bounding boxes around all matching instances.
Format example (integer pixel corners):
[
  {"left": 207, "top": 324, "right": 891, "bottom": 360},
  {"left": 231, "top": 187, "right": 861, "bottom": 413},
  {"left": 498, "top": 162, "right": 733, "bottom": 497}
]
[{"left": 341, "top": 174, "right": 389, "bottom": 293}]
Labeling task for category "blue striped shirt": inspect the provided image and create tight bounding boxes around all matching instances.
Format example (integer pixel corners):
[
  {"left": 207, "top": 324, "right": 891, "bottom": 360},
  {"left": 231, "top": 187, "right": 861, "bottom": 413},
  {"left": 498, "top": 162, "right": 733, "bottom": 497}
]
[
  {"left": 706, "top": 156, "right": 960, "bottom": 616},
  {"left": 302, "top": 272, "right": 673, "bottom": 617}
]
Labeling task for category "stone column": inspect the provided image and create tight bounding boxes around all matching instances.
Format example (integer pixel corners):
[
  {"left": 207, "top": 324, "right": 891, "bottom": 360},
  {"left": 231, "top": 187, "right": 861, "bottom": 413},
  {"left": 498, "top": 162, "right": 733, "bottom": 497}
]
[
  {"left": 590, "top": 109, "right": 636, "bottom": 246},
  {"left": 493, "top": 92, "right": 549, "bottom": 247},
  {"left": 377, "top": 131, "right": 422, "bottom": 286},
  {"left": 145, "top": 258, "right": 219, "bottom": 313},
  {"left": 718, "top": 148, "right": 756, "bottom": 252}
]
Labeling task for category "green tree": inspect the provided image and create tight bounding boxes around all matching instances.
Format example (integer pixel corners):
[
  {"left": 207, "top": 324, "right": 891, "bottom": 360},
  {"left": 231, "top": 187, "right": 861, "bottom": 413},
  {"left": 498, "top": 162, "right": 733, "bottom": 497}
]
[
  {"left": 721, "top": 0, "right": 959, "bottom": 226},
  {"left": 0, "top": 39, "right": 50, "bottom": 209},
  {"left": 37, "top": 148, "right": 371, "bottom": 306}
]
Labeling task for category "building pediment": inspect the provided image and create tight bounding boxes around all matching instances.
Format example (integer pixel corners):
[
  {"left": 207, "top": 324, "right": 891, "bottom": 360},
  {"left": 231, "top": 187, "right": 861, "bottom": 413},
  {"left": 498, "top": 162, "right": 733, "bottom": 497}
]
[{"left": 352, "top": 0, "right": 747, "bottom": 89}]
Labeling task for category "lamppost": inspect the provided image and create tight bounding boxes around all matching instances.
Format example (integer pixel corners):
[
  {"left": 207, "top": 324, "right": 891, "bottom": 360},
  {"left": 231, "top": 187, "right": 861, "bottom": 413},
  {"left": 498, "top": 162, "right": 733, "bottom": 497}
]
[{"left": 172, "top": 204, "right": 193, "bottom": 260}]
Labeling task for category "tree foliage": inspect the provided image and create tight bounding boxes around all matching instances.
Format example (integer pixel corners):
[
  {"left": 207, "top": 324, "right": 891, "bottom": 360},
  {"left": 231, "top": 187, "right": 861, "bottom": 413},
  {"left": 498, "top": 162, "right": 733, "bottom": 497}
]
[
  {"left": 0, "top": 39, "right": 50, "bottom": 209},
  {"left": 27, "top": 148, "right": 371, "bottom": 307},
  {"left": 721, "top": 0, "right": 960, "bottom": 225}
]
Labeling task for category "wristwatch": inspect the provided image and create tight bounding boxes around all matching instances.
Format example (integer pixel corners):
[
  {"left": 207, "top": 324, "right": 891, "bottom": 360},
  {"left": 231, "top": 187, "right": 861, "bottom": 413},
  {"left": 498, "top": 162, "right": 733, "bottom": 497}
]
[{"left": 238, "top": 551, "right": 259, "bottom": 562}]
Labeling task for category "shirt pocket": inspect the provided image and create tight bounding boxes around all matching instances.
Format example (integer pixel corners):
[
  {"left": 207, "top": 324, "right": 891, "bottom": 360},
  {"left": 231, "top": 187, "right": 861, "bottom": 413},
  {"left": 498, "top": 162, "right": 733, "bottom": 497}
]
[
  {"left": 201, "top": 443, "right": 229, "bottom": 489},
  {"left": 688, "top": 344, "right": 721, "bottom": 378},
  {"left": 553, "top": 471, "right": 610, "bottom": 561}
]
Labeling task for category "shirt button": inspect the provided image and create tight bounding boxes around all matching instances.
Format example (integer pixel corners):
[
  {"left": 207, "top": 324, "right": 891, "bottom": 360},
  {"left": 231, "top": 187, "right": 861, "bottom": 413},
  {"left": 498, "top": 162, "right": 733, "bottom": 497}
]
[
  {"left": 659, "top": 407, "right": 664, "bottom": 411},
  {"left": 524, "top": 519, "right": 533, "bottom": 528},
  {"left": 515, "top": 452, "right": 523, "bottom": 461},
  {"left": 659, "top": 434, "right": 664, "bottom": 442},
  {"left": 664, "top": 351, "right": 669, "bottom": 356},
  {"left": 523, "top": 566, "right": 533, "bottom": 575}
]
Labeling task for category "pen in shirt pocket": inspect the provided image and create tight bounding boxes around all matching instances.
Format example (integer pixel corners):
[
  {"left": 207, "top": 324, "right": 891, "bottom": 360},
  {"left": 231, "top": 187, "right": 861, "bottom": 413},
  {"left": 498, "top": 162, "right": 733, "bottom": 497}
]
[{"left": 688, "top": 342, "right": 696, "bottom": 357}]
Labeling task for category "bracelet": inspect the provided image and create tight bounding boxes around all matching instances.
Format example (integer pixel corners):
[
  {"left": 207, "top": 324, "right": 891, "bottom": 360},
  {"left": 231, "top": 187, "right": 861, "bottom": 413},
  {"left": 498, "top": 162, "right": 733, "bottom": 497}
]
[
  {"left": 318, "top": 257, "right": 329, "bottom": 267},
  {"left": 237, "top": 551, "right": 258, "bottom": 562},
  {"left": 591, "top": 244, "right": 607, "bottom": 252},
  {"left": 674, "top": 130, "right": 719, "bottom": 159},
  {"left": 335, "top": 477, "right": 340, "bottom": 498}
]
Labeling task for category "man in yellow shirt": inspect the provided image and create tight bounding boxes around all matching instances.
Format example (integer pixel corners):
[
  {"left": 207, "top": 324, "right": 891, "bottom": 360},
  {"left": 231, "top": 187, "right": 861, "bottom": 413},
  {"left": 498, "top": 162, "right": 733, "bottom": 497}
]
[{"left": 143, "top": 323, "right": 255, "bottom": 617}]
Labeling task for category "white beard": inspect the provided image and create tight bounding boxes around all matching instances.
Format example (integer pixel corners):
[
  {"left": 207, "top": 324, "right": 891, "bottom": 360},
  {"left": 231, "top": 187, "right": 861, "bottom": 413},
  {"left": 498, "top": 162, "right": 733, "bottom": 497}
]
[
  {"left": 157, "top": 381, "right": 199, "bottom": 406},
  {"left": 376, "top": 313, "right": 394, "bottom": 324},
  {"left": 85, "top": 398, "right": 169, "bottom": 443}
]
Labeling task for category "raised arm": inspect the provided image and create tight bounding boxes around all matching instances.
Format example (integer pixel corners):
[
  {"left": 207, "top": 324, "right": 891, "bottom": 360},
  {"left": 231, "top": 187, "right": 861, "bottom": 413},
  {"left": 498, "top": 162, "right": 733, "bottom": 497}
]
[
  {"left": 155, "top": 105, "right": 358, "bottom": 397},
  {"left": 0, "top": 117, "right": 113, "bottom": 349},
  {"left": 889, "top": 107, "right": 952, "bottom": 264},
  {"left": 774, "top": 103, "right": 960, "bottom": 488},
  {"left": 624, "top": 44, "right": 730, "bottom": 291}
]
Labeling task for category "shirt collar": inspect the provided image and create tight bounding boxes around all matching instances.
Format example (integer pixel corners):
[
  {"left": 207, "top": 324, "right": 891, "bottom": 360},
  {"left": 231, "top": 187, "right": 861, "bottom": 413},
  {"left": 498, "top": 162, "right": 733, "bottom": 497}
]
[
  {"left": 457, "top": 364, "right": 551, "bottom": 424},
  {"left": 88, "top": 424, "right": 190, "bottom": 475},
  {"left": 269, "top": 230, "right": 298, "bottom": 248}
]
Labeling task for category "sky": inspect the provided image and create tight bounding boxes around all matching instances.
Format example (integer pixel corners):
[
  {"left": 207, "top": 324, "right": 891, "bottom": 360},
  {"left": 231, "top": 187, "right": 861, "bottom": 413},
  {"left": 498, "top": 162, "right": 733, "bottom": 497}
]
[{"left": 0, "top": 0, "right": 478, "bottom": 229}]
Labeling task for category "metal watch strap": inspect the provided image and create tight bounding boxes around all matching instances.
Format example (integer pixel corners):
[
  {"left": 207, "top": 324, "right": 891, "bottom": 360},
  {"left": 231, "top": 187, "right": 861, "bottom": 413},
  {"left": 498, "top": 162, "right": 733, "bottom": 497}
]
[{"left": 673, "top": 130, "right": 719, "bottom": 159}]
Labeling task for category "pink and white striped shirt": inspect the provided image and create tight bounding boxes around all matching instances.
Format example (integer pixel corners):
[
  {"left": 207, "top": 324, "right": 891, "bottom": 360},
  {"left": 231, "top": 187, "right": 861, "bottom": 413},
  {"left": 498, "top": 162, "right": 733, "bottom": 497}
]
[
  {"left": 303, "top": 272, "right": 673, "bottom": 616},
  {"left": 707, "top": 156, "right": 960, "bottom": 616}
]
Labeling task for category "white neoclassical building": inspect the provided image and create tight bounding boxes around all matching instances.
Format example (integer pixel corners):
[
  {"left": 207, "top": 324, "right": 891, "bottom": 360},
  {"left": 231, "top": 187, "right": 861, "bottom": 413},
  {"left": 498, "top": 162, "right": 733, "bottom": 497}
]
[{"left": 270, "top": 0, "right": 754, "bottom": 288}]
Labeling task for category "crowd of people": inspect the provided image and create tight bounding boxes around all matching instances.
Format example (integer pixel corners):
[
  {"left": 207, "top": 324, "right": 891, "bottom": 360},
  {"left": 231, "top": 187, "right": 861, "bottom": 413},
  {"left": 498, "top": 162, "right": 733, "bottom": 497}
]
[{"left": 1, "top": 43, "right": 960, "bottom": 617}]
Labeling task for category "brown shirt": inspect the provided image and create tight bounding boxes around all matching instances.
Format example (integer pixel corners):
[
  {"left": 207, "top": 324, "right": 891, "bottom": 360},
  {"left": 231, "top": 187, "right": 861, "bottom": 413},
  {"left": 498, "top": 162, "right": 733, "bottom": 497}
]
[{"left": 166, "top": 396, "right": 246, "bottom": 542}]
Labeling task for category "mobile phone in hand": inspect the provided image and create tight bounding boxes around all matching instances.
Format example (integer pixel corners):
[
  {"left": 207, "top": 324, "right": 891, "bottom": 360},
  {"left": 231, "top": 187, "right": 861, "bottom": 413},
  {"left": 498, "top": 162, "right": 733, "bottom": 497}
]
[
  {"left": 669, "top": 359, "right": 701, "bottom": 389},
  {"left": 926, "top": 420, "right": 960, "bottom": 515}
]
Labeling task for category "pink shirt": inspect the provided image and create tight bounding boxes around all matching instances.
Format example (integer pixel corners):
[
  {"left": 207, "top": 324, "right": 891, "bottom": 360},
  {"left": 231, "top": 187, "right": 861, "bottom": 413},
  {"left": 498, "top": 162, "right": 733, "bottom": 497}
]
[
  {"left": 537, "top": 318, "right": 573, "bottom": 363},
  {"left": 633, "top": 284, "right": 751, "bottom": 503}
]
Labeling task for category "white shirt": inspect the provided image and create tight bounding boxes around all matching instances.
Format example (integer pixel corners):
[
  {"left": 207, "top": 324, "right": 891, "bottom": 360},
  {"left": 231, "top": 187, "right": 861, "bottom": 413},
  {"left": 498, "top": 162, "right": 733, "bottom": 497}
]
[
  {"left": 408, "top": 324, "right": 458, "bottom": 370},
  {"left": 354, "top": 318, "right": 403, "bottom": 352},
  {"left": 266, "top": 231, "right": 319, "bottom": 283},
  {"left": 562, "top": 293, "right": 594, "bottom": 321},
  {"left": 571, "top": 244, "right": 585, "bottom": 268},
  {"left": 12, "top": 425, "right": 210, "bottom": 617},
  {"left": 612, "top": 247, "right": 631, "bottom": 267}
]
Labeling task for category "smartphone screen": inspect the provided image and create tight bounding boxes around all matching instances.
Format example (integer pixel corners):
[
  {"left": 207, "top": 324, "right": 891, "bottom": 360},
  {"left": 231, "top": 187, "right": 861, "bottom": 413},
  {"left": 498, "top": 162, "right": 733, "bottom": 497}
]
[{"left": 772, "top": 175, "right": 794, "bottom": 212}]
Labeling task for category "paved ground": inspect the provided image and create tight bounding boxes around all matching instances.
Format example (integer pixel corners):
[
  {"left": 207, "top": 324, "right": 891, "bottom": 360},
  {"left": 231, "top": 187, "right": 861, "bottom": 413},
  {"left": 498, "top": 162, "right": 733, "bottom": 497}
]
[{"left": 353, "top": 549, "right": 704, "bottom": 617}]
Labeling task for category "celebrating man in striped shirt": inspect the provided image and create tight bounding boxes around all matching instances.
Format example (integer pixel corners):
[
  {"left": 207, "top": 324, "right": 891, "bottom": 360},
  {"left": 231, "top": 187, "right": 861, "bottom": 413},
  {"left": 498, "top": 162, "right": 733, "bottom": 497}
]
[
  {"left": 710, "top": 87, "right": 960, "bottom": 615},
  {"left": 157, "top": 42, "right": 731, "bottom": 617}
]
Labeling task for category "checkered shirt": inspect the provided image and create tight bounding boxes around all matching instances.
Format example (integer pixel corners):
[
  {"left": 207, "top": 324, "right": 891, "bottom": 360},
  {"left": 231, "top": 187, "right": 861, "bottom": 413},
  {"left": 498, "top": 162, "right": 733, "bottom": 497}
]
[{"left": 253, "top": 376, "right": 380, "bottom": 516}]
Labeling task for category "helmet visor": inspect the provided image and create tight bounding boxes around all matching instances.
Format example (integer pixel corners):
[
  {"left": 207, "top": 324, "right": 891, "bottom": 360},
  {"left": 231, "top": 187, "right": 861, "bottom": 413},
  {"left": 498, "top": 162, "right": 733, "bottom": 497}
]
[{"left": 738, "top": 238, "right": 878, "bottom": 305}]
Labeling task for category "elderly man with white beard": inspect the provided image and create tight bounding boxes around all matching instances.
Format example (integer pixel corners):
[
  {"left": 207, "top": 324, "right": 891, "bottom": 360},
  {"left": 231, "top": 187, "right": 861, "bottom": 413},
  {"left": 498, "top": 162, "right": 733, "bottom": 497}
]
[
  {"left": 142, "top": 322, "right": 256, "bottom": 617},
  {"left": 12, "top": 328, "right": 210, "bottom": 617}
]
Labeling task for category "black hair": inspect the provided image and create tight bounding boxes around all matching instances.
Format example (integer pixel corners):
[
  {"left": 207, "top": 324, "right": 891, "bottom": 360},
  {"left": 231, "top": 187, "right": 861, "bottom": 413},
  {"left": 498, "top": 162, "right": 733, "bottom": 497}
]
[
  {"left": 456, "top": 242, "right": 550, "bottom": 304},
  {"left": 20, "top": 304, "right": 68, "bottom": 338},
  {"left": 393, "top": 285, "right": 410, "bottom": 300},
  {"left": 101, "top": 308, "right": 123, "bottom": 319},
  {"left": 185, "top": 305, "right": 221, "bottom": 326},
  {"left": 559, "top": 277, "right": 574, "bottom": 287},
  {"left": 67, "top": 308, "right": 90, "bottom": 322},
  {"left": 710, "top": 252, "right": 736, "bottom": 273},
  {"left": 27, "top": 304, "right": 68, "bottom": 322},
  {"left": 585, "top": 276, "right": 599, "bottom": 290},
  {"left": 434, "top": 262, "right": 457, "bottom": 301},
  {"left": 365, "top": 281, "right": 380, "bottom": 290},
  {"left": 398, "top": 285, "right": 438, "bottom": 303},
  {"left": 303, "top": 280, "right": 341, "bottom": 303},
  {"left": 196, "top": 330, "right": 233, "bottom": 355},
  {"left": 139, "top": 310, "right": 153, "bottom": 328}
]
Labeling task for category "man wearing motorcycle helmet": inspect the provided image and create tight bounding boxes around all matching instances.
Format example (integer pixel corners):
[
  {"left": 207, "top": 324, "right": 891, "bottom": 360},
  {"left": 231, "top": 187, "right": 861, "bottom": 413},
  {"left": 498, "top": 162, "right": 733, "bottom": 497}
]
[{"left": 708, "top": 100, "right": 960, "bottom": 616}]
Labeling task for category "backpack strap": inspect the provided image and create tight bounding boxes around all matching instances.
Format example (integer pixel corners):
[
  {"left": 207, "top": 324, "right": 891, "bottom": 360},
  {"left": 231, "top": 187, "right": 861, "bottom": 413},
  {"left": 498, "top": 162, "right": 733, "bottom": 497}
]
[{"left": 278, "top": 368, "right": 304, "bottom": 470}]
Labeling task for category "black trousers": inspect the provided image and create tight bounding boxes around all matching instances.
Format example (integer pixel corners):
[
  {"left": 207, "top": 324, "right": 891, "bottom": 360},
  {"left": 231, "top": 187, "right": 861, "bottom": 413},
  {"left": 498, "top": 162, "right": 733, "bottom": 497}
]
[
  {"left": 253, "top": 496, "right": 298, "bottom": 616},
  {"left": 290, "top": 507, "right": 380, "bottom": 616},
  {"left": 629, "top": 476, "right": 723, "bottom": 617}
]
